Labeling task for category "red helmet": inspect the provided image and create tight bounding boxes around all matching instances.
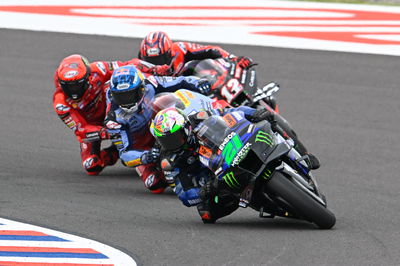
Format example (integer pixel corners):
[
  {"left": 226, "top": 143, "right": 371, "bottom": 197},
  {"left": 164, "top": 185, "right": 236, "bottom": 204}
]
[
  {"left": 57, "top": 54, "right": 91, "bottom": 100},
  {"left": 140, "top": 31, "right": 173, "bottom": 65}
]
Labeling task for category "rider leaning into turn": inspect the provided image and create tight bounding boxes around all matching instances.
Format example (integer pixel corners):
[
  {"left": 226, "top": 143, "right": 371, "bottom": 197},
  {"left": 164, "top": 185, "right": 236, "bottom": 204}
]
[
  {"left": 53, "top": 54, "right": 170, "bottom": 176},
  {"left": 103, "top": 65, "right": 212, "bottom": 193},
  {"left": 138, "top": 31, "right": 254, "bottom": 75},
  {"left": 150, "top": 106, "right": 321, "bottom": 222}
]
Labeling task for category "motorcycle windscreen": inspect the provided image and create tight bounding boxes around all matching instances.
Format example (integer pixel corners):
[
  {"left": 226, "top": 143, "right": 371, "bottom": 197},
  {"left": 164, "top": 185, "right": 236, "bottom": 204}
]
[
  {"left": 196, "top": 115, "right": 233, "bottom": 152},
  {"left": 151, "top": 93, "right": 186, "bottom": 114},
  {"left": 192, "top": 59, "right": 228, "bottom": 89}
]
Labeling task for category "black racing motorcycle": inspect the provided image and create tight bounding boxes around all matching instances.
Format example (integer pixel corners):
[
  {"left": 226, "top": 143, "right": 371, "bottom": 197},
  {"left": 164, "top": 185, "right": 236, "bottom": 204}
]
[
  {"left": 178, "top": 58, "right": 277, "bottom": 109},
  {"left": 193, "top": 111, "right": 336, "bottom": 229},
  {"left": 178, "top": 58, "right": 301, "bottom": 148}
]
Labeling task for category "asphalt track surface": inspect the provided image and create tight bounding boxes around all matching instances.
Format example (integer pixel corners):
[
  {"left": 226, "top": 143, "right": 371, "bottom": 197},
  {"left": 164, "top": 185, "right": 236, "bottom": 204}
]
[{"left": 1, "top": 28, "right": 399, "bottom": 266}]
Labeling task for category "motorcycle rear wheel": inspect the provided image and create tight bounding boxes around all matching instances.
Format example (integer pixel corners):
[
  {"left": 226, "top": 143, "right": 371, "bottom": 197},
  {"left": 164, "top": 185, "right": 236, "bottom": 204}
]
[{"left": 266, "top": 172, "right": 336, "bottom": 229}]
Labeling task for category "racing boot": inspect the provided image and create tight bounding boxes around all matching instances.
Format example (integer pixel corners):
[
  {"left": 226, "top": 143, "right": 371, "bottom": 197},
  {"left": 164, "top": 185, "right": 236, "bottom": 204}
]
[
  {"left": 135, "top": 164, "right": 168, "bottom": 194},
  {"left": 197, "top": 181, "right": 217, "bottom": 224},
  {"left": 100, "top": 145, "right": 119, "bottom": 167},
  {"left": 197, "top": 180, "right": 239, "bottom": 224},
  {"left": 83, "top": 155, "right": 103, "bottom": 176}
]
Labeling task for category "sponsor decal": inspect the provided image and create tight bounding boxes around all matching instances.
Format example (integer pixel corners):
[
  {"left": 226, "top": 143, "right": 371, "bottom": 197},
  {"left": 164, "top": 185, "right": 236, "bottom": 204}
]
[
  {"left": 220, "top": 79, "right": 243, "bottom": 103},
  {"left": 64, "top": 70, "right": 78, "bottom": 79},
  {"left": 107, "top": 62, "right": 114, "bottom": 70},
  {"left": 240, "top": 70, "right": 247, "bottom": 84},
  {"left": 219, "top": 132, "right": 237, "bottom": 151},
  {"left": 116, "top": 83, "right": 130, "bottom": 90},
  {"left": 145, "top": 174, "right": 155, "bottom": 188},
  {"left": 175, "top": 91, "right": 190, "bottom": 107},
  {"left": 184, "top": 90, "right": 194, "bottom": 99},
  {"left": 83, "top": 158, "right": 94, "bottom": 169},
  {"left": 234, "top": 65, "right": 242, "bottom": 79},
  {"left": 67, "top": 121, "right": 76, "bottom": 130},
  {"left": 199, "top": 145, "right": 212, "bottom": 159},
  {"left": 96, "top": 62, "right": 106, "bottom": 75},
  {"left": 178, "top": 42, "right": 187, "bottom": 53},
  {"left": 221, "top": 134, "right": 243, "bottom": 166},
  {"left": 69, "top": 63, "right": 79, "bottom": 69},
  {"left": 147, "top": 47, "right": 160, "bottom": 56},
  {"left": 115, "top": 67, "right": 130, "bottom": 76},
  {"left": 199, "top": 155, "right": 210, "bottom": 167},
  {"left": 229, "top": 64, "right": 236, "bottom": 76},
  {"left": 112, "top": 62, "right": 119, "bottom": 69},
  {"left": 147, "top": 75, "right": 158, "bottom": 87},
  {"left": 188, "top": 198, "right": 201, "bottom": 205},
  {"left": 214, "top": 167, "right": 223, "bottom": 177},
  {"left": 231, "top": 111, "right": 243, "bottom": 121},
  {"left": 55, "top": 103, "right": 70, "bottom": 112},
  {"left": 223, "top": 171, "right": 240, "bottom": 189},
  {"left": 255, "top": 130, "right": 274, "bottom": 147},
  {"left": 86, "top": 132, "right": 99, "bottom": 138},
  {"left": 262, "top": 169, "right": 272, "bottom": 180},
  {"left": 126, "top": 158, "right": 142, "bottom": 167},
  {"left": 232, "top": 142, "right": 251, "bottom": 166},
  {"left": 106, "top": 121, "right": 121, "bottom": 130},
  {"left": 223, "top": 113, "right": 237, "bottom": 128},
  {"left": 249, "top": 70, "right": 256, "bottom": 87}
]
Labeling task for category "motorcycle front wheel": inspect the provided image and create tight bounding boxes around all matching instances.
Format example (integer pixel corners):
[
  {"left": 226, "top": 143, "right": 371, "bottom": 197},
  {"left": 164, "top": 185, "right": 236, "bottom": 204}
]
[{"left": 265, "top": 172, "right": 336, "bottom": 229}]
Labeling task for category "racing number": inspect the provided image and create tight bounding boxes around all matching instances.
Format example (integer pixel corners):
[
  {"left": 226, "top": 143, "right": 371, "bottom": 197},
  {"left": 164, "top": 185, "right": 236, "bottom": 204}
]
[
  {"left": 222, "top": 134, "right": 243, "bottom": 166},
  {"left": 220, "top": 79, "right": 243, "bottom": 103}
]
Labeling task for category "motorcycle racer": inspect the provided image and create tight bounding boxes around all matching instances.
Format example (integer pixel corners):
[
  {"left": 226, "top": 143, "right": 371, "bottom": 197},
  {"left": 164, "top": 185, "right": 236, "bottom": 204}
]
[
  {"left": 138, "top": 31, "right": 253, "bottom": 75},
  {"left": 53, "top": 54, "right": 170, "bottom": 175},
  {"left": 104, "top": 65, "right": 211, "bottom": 193},
  {"left": 151, "top": 105, "right": 321, "bottom": 222}
]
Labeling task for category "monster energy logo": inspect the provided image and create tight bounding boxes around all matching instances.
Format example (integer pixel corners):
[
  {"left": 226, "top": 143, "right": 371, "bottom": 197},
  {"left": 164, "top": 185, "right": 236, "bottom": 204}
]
[
  {"left": 223, "top": 171, "right": 240, "bottom": 189},
  {"left": 255, "top": 131, "right": 274, "bottom": 147},
  {"left": 262, "top": 169, "right": 272, "bottom": 180}
]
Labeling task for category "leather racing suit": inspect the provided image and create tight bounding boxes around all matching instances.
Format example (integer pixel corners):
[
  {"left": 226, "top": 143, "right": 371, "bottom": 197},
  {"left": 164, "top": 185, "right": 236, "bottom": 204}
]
[
  {"left": 53, "top": 58, "right": 166, "bottom": 175},
  {"left": 104, "top": 76, "right": 210, "bottom": 193}
]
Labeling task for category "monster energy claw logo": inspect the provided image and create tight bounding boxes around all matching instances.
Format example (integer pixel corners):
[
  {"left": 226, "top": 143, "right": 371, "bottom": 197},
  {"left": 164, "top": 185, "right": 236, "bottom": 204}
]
[
  {"left": 262, "top": 169, "right": 272, "bottom": 180},
  {"left": 255, "top": 131, "right": 274, "bottom": 147},
  {"left": 223, "top": 171, "right": 240, "bottom": 189}
]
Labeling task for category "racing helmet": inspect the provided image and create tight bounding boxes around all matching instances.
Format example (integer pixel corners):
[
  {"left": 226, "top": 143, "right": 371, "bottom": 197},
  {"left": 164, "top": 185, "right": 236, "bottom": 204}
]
[
  {"left": 110, "top": 65, "right": 145, "bottom": 114},
  {"left": 150, "top": 107, "right": 190, "bottom": 151},
  {"left": 57, "top": 54, "right": 91, "bottom": 100},
  {"left": 140, "top": 31, "right": 173, "bottom": 65}
]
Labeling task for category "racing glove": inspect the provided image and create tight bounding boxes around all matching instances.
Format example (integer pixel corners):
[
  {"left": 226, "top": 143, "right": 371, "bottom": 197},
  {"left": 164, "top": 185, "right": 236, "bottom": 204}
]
[
  {"left": 141, "top": 148, "right": 161, "bottom": 164},
  {"left": 174, "top": 181, "right": 202, "bottom": 207},
  {"left": 231, "top": 56, "right": 253, "bottom": 69},
  {"left": 196, "top": 79, "right": 212, "bottom": 95},
  {"left": 152, "top": 64, "right": 172, "bottom": 76},
  {"left": 78, "top": 126, "right": 110, "bottom": 142},
  {"left": 245, "top": 109, "right": 274, "bottom": 123}
]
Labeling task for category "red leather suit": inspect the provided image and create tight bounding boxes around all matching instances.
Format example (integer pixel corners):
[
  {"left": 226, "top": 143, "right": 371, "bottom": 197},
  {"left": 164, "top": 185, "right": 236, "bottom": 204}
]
[{"left": 169, "top": 42, "right": 231, "bottom": 74}]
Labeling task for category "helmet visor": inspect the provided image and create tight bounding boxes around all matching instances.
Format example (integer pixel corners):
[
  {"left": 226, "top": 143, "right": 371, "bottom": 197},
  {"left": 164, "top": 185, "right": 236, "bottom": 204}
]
[
  {"left": 112, "top": 86, "right": 144, "bottom": 108},
  {"left": 144, "top": 52, "right": 171, "bottom": 66},
  {"left": 157, "top": 128, "right": 187, "bottom": 151},
  {"left": 60, "top": 78, "right": 88, "bottom": 100}
]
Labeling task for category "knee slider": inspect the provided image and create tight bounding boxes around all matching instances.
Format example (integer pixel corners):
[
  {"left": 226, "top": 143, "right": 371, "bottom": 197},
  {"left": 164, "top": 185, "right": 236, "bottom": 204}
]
[{"left": 83, "top": 155, "right": 103, "bottom": 174}]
